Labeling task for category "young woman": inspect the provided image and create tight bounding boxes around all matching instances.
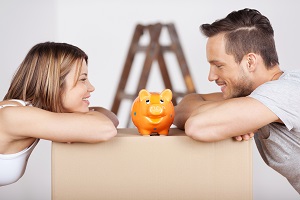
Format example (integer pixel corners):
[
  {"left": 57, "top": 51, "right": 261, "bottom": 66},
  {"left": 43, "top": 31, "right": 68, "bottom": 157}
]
[{"left": 0, "top": 42, "right": 118, "bottom": 186}]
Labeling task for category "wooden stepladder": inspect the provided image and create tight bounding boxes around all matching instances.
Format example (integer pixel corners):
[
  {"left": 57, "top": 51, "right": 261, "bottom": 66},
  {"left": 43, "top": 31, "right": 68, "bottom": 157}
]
[{"left": 111, "top": 23, "right": 196, "bottom": 126}]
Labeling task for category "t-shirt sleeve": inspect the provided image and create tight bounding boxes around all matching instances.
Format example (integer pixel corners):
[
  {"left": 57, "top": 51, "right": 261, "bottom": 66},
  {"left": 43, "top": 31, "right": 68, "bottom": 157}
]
[{"left": 249, "top": 79, "right": 300, "bottom": 131}]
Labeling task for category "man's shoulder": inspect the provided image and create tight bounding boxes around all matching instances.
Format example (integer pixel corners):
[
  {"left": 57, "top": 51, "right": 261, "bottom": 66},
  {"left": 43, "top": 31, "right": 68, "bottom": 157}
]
[{"left": 281, "top": 70, "right": 300, "bottom": 82}]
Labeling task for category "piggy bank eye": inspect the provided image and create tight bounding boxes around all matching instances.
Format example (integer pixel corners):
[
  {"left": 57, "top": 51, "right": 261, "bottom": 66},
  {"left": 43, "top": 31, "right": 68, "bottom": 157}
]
[
  {"left": 160, "top": 99, "right": 164, "bottom": 104},
  {"left": 145, "top": 99, "right": 150, "bottom": 104}
]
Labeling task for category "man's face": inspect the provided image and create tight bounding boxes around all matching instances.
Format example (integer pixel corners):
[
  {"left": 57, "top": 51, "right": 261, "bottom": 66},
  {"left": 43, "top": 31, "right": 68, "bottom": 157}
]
[{"left": 206, "top": 33, "right": 254, "bottom": 99}]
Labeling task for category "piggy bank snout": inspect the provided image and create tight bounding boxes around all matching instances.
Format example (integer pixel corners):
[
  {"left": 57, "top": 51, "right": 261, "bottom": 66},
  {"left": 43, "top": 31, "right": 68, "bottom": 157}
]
[{"left": 149, "top": 105, "right": 164, "bottom": 115}]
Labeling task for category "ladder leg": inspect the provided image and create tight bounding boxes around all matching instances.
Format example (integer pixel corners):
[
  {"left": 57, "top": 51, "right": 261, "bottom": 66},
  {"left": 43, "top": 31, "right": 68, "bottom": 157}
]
[
  {"left": 111, "top": 23, "right": 197, "bottom": 127},
  {"left": 111, "top": 25, "right": 144, "bottom": 115},
  {"left": 166, "top": 23, "right": 196, "bottom": 93},
  {"left": 156, "top": 49, "right": 177, "bottom": 105},
  {"left": 122, "top": 24, "right": 163, "bottom": 127},
  {"left": 135, "top": 24, "right": 163, "bottom": 93}
]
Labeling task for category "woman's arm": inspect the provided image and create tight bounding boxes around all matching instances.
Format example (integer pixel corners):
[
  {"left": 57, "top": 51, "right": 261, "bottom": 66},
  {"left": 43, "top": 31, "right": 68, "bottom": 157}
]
[{"left": 0, "top": 106, "right": 117, "bottom": 143}]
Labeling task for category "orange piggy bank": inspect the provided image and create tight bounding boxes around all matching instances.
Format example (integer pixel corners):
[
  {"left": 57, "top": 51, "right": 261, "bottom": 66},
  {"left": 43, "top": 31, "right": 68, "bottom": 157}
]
[{"left": 131, "top": 89, "right": 175, "bottom": 136}]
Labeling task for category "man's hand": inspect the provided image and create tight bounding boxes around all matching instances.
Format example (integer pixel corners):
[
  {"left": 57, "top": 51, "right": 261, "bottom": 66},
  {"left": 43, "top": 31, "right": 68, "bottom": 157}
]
[{"left": 233, "top": 131, "right": 256, "bottom": 141}]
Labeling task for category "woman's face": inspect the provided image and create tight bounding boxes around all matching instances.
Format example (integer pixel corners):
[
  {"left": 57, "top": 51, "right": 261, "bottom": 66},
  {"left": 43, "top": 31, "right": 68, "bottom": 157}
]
[{"left": 61, "top": 60, "right": 95, "bottom": 113}]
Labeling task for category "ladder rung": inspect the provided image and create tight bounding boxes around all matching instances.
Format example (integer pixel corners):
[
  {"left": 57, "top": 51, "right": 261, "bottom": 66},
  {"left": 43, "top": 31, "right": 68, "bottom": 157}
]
[
  {"left": 119, "top": 91, "right": 189, "bottom": 100},
  {"left": 111, "top": 23, "right": 196, "bottom": 122},
  {"left": 135, "top": 45, "right": 148, "bottom": 52},
  {"left": 136, "top": 45, "right": 173, "bottom": 52},
  {"left": 161, "top": 46, "right": 173, "bottom": 51},
  {"left": 118, "top": 92, "right": 136, "bottom": 100},
  {"left": 173, "top": 92, "right": 190, "bottom": 98}
]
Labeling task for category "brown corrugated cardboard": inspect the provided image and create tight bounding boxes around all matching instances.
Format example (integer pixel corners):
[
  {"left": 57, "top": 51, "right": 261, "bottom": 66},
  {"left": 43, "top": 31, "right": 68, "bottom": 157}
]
[{"left": 52, "top": 128, "right": 252, "bottom": 200}]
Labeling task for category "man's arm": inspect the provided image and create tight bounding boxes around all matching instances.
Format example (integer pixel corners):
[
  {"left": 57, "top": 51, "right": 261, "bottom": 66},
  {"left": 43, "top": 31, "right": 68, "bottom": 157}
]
[
  {"left": 184, "top": 97, "right": 279, "bottom": 142},
  {"left": 173, "top": 92, "right": 224, "bottom": 129}
]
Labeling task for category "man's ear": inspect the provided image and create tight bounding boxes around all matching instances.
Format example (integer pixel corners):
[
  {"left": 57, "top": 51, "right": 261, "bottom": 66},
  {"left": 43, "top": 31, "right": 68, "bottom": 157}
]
[{"left": 246, "top": 53, "right": 257, "bottom": 72}]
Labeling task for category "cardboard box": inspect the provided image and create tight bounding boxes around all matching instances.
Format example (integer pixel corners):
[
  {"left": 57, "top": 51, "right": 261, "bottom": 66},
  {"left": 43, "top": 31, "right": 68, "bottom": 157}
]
[{"left": 52, "top": 128, "right": 252, "bottom": 200}]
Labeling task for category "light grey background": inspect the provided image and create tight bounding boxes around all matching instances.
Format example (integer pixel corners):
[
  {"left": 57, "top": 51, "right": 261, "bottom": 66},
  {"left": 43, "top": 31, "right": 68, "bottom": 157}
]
[{"left": 0, "top": 0, "right": 299, "bottom": 199}]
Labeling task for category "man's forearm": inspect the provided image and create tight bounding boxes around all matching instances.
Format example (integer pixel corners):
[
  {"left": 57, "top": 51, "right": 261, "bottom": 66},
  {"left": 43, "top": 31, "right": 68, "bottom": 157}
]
[{"left": 173, "top": 93, "right": 212, "bottom": 129}]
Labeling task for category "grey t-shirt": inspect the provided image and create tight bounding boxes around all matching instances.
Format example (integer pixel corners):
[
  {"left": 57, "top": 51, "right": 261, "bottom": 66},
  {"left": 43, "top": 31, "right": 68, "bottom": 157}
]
[{"left": 249, "top": 70, "right": 300, "bottom": 194}]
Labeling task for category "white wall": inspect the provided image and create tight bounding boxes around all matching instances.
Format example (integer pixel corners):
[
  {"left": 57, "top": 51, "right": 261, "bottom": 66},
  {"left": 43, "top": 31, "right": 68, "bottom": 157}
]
[
  {"left": 0, "top": 0, "right": 55, "bottom": 199},
  {"left": 0, "top": 0, "right": 299, "bottom": 199}
]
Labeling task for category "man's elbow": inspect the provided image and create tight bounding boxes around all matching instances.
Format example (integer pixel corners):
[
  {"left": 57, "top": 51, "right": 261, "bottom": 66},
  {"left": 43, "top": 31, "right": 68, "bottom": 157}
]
[
  {"left": 173, "top": 118, "right": 184, "bottom": 130},
  {"left": 185, "top": 119, "right": 218, "bottom": 142}
]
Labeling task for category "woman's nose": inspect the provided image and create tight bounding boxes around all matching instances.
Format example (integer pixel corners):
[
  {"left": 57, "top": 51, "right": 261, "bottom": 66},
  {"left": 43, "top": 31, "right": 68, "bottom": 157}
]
[{"left": 87, "top": 80, "right": 95, "bottom": 92}]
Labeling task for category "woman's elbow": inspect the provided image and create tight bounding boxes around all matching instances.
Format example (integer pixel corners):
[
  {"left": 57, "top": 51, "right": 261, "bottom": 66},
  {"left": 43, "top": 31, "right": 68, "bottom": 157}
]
[
  {"left": 91, "top": 124, "right": 118, "bottom": 143},
  {"left": 101, "top": 127, "right": 117, "bottom": 142},
  {"left": 112, "top": 118, "right": 119, "bottom": 128}
]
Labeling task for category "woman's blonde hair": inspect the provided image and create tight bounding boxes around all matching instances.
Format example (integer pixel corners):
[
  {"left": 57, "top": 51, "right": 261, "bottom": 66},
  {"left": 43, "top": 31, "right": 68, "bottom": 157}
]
[{"left": 4, "top": 42, "right": 88, "bottom": 112}]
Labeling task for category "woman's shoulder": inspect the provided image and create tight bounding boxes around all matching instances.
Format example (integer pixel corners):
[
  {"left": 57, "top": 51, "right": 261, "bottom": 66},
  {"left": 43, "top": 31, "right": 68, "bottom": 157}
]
[
  {"left": 0, "top": 100, "right": 38, "bottom": 132},
  {"left": 0, "top": 99, "right": 30, "bottom": 108}
]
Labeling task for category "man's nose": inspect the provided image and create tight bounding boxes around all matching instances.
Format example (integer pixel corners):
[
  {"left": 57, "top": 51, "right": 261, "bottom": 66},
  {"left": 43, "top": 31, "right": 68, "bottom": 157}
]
[{"left": 208, "top": 67, "right": 218, "bottom": 82}]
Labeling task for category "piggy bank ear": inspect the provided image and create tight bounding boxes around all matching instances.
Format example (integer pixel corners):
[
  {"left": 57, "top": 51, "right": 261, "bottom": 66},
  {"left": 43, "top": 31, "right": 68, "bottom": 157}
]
[
  {"left": 160, "top": 89, "right": 172, "bottom": 101},
  {"left": 139, "top": 89, "right": 151, "bottom": 101}
]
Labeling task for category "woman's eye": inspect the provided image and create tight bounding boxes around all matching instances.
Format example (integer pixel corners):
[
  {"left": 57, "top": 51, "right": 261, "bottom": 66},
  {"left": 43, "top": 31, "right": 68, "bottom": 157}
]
[
  {"left": 79, "top": 78, "right": 87, "bottom": 82},
  {"left": 145, "top": 99, "right": 150, "bottom": 104}
]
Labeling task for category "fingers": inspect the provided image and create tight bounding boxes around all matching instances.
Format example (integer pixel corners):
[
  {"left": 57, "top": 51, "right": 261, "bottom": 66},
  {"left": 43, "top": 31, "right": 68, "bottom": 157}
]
[
  {"left": 234, "top": 132, "right": 255, "bottom": 141},
  {"left": 242, "top": 134, "right": 250, "bottom": 141},
  {"left": 234, "top": 135, "right": 243, "bottom": 141}
]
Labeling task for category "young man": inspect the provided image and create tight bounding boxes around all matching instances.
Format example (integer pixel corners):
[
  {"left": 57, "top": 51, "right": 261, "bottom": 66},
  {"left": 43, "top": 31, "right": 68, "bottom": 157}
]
[{"left": 173, "top": 8, "right": 300, "bottom": 194}]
